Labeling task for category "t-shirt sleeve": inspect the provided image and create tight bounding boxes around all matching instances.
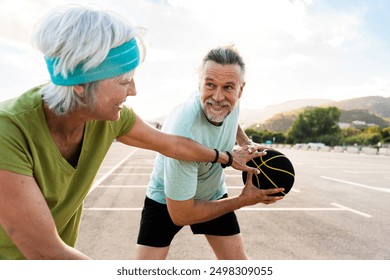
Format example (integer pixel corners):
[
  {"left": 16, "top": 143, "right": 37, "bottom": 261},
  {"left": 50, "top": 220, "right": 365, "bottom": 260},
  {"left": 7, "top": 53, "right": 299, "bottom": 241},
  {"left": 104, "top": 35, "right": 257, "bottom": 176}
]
[
  {"left": 116, "top": 106, "right": 137, "bottom": 137},
  {"left": 164, "top": 156, "right": 199, "bottom": 201},
  {"left": 0, "top": 117, "right": 33, "bottom": 176}
]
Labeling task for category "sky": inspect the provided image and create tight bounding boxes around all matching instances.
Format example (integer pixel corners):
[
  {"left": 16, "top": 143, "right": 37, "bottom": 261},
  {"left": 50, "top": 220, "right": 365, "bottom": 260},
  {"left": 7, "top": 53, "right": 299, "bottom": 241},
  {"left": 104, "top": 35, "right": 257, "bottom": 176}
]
[{"left": 0, "top": 0, "right": 389, "bottom": 120}]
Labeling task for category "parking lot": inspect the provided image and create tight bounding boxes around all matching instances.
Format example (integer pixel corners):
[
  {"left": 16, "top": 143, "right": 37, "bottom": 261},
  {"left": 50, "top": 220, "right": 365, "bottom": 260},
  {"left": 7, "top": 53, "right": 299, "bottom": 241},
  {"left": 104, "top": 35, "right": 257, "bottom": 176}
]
[{"left": 76, "top": 142, "right": 390, "bottom": 260}]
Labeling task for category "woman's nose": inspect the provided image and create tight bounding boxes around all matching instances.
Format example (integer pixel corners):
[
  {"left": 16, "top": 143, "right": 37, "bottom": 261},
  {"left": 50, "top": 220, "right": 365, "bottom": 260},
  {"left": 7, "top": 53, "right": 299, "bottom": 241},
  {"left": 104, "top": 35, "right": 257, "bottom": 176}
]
[{"left": 127, "top": 79, "right": 137, "bottom": 96}]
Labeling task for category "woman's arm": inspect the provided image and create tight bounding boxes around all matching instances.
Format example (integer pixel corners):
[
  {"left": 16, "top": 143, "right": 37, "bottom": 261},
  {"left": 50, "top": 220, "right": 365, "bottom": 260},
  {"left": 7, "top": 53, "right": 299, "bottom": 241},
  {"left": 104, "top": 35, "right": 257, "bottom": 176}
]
[
  {"left": 116, "top": 115, "right": 261, "bottom": 173},
  {"left": 0, "top": 169, "right": 90, "bottom": 259}
]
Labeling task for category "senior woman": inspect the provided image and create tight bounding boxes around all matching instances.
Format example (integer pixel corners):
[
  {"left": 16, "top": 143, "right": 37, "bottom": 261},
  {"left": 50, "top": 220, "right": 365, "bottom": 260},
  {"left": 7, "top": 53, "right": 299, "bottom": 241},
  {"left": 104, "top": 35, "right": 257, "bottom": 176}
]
[{"left": 0, "top": 5, "right": 261, "bottom": 260}]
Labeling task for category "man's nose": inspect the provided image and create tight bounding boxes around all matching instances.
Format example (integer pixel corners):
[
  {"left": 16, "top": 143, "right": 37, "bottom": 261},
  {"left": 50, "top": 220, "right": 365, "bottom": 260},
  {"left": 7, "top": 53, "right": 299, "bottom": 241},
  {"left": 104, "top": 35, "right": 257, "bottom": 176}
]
[{"left": 212, "top": 87, "right": 224, "bottom": 102}]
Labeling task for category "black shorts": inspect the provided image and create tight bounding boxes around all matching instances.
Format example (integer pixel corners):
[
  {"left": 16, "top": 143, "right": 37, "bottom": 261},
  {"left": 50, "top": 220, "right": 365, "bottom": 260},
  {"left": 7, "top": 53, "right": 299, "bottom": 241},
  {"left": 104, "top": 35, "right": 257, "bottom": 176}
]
[{"left": 137, "top": 194, "right": 241, "bottom": 247}]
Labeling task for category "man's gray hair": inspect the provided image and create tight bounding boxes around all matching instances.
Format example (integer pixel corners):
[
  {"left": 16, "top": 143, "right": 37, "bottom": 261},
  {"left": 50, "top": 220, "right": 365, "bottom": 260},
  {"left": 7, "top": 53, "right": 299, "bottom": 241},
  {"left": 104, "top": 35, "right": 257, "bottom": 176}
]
[
  {"left": 32, "top": 4, "right": 145, "bottom": 115},
  {"left": 200, "top": 45, "right": 246, "bottom": 81}
]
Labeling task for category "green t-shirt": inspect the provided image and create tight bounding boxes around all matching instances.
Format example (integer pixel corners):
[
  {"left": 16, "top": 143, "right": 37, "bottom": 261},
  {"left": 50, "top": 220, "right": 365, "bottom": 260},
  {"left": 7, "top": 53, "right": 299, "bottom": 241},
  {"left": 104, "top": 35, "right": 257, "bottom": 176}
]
[{"left": 0, "top": 86, "right": 136, "bottom": 259}]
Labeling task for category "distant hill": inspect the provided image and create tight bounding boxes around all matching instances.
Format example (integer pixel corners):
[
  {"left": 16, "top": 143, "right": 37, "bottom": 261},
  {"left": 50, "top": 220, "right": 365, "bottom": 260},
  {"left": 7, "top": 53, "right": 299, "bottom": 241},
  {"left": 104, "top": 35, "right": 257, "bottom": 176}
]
[
  {"left": 339, "top": 109, "right": 389, "bottom": 127},
  {"left": 241, "top": 96, "right": 390, "bottom": 132},
  {"left": 153, "top": 96, "right": 390, "bottom": 130},
  {"left": 327, "top": 96, "right": 390, "bottom": 118},
  {"left": 255, "top": 112, "right": 297, "bottom": 133},
  {"left": 255, "top": 109, "right": 389, "bottom": 133},
  {"left": 239, "top": 99, "right": 332, "bottom": 127}
]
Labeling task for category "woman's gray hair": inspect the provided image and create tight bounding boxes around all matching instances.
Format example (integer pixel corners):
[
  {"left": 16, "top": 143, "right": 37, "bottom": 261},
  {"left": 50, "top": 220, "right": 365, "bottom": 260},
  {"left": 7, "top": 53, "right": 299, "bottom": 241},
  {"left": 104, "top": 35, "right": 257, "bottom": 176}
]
[
  {"left": 32, "top": 4, "right": 146, "bottom": 115},
  {"left": 199, "top": 45, "right": 246, "bottom": 82}
]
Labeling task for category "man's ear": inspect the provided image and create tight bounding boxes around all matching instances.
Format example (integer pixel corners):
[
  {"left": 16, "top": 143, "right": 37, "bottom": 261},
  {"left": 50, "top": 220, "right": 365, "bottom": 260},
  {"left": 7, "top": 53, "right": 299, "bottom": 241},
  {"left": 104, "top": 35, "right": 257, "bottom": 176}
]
[
  {"left": 238, "top": 81, "right": 246, "bottom": 98},
  {"left": 73, "top": 84, "right": 85, "bottom": 97}
]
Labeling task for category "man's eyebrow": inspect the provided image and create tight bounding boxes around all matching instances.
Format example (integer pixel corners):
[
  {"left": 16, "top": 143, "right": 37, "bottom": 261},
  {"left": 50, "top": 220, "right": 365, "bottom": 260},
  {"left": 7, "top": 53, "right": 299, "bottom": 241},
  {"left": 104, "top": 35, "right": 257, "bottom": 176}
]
[{"left": 204, "top": 77, "right": 236, "bottom": 85}]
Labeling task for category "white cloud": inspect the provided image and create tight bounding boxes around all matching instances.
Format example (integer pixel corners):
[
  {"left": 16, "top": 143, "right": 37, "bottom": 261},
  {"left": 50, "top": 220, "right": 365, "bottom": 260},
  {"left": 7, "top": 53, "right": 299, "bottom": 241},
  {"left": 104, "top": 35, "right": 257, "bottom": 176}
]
[
  {"left": 322, "top": 14, "right": 361, "bottom": 48},
  {"left": 0, "top": 38, "right": 47, "bottom": 99},
  {"left": 282, "top": 53, "right": 313, "bottom": 65}
]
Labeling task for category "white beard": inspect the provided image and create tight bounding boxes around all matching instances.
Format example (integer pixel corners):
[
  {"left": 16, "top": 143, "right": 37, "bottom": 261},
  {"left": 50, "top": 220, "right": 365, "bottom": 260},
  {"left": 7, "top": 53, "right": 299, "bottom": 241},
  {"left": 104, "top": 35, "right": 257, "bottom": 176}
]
[{"left": 202, "top": 98, "right": 231, "bottom": 124}]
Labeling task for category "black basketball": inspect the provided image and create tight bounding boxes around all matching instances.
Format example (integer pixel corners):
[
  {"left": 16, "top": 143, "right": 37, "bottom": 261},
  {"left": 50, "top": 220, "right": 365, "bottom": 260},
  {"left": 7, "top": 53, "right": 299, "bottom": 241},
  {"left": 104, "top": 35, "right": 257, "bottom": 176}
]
[{"left": 242, "top": 149, "right": 295, "bottom": 196}]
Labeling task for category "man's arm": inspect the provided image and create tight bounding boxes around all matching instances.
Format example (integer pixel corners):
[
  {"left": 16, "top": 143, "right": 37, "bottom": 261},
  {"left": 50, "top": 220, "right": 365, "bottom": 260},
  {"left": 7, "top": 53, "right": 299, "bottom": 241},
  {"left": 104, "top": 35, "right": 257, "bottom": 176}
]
[
  {"left": 166, "top": 173, "right": 284, "bottom": 226},
  {"left": 0, "top": 169, "right": 90, "bottom": 259},
  {"left": 236, "top": 124, "right": 252, "bottom": 146},
  {"left": 236, "top": 124, "right": 270, "bottom": 152}
]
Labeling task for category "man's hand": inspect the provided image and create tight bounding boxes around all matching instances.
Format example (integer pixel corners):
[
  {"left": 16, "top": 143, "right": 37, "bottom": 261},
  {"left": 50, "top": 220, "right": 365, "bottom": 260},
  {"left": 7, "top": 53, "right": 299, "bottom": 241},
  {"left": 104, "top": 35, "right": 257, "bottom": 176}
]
[
  {"left": 230, "top": 144, "right": 268, "bottom": 174},
  {"left": 238, "top": 173, "right": 284, "bottom": 206},
  {"left": 240, "top": 140, "right": 272, "bottom": 153}
]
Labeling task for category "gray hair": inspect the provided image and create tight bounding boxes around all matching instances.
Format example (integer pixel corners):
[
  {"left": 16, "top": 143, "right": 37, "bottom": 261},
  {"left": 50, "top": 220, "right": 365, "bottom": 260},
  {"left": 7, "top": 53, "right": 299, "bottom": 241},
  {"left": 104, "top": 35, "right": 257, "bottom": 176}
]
[
  {"left": 199, "top": 45, "right": 246, "bottom": 82},
  {"left": 32, "top": 4, "right": 146, "bottom": 115}
]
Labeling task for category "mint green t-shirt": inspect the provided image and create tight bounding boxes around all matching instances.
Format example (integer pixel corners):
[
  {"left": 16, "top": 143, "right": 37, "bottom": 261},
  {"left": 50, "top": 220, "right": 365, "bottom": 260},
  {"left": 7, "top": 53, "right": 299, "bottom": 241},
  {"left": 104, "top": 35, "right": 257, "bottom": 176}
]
[
  {"left": 147, "top": 91, "right": 239, "bottom": 204},
  {"left": 0, "top": 86, "right": 136, "bottom": 259}
]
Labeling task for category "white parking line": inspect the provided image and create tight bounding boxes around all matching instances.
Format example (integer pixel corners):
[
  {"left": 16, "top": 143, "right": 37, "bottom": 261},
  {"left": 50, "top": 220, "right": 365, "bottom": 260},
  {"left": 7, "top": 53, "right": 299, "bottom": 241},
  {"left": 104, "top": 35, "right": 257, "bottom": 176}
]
[
  {"left": 83, "top": 202, "right": 371, "bottom": 217},
  {"left": 95, "top": 185, "right": 301, "bottom": 192},
  {"left": 240, "top": 203, "right": 371, "bottom": 217},
  {"left": 320, "top": 176, "right": 390, "bottom": 193},
  {"left": 331, "top": 203, "right": 372, "bottom": 218},
  {"left": 89, "top": 149, "right": 138, "bottom": 194}
]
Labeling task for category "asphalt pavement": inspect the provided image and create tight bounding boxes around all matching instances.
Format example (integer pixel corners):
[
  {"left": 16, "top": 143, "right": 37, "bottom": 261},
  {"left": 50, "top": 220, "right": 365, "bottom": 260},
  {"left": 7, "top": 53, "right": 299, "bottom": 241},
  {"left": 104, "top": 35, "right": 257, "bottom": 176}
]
[{"left": 76, "top": 142, "right": 390, "bottom": 260}]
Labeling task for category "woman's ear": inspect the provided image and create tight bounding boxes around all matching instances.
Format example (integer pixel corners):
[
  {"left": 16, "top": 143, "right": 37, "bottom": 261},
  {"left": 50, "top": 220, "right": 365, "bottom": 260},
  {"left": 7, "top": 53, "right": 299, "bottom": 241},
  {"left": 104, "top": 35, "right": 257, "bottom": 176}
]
[{"left": 73, "top": 84, "right": 85, "bottom": 97}]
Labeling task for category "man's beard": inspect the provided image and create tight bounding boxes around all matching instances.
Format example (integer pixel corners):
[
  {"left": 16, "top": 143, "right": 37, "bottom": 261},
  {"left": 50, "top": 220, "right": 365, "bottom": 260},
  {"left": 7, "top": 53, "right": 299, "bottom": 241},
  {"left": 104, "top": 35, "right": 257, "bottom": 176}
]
[{"left": 202, "top": 98, "right": 231, "bottom": 125}]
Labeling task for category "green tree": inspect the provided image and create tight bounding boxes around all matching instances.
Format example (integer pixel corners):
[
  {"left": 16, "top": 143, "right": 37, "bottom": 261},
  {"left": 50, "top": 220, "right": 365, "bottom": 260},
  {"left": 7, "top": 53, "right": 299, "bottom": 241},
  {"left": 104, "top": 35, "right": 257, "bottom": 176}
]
[
  {"left": 381, "top": 127, "right": 390, "bottom": 143},
  {"left": 341, "top": 127, "right": 361, "bottom": 138},
  {"left": 244, "top": 128, "right": 258, "bottom": 139},
  {"left": 287, "top": 106, "right": 341, "bottom": 145},
  {"left": 244, "top": 129, "right": 287, "bottom": 144}
]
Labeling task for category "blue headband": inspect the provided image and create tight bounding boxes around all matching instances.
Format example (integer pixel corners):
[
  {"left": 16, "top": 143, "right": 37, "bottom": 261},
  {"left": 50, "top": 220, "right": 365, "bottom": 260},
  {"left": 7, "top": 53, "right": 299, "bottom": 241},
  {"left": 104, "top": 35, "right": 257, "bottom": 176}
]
[{"left": 45, "top": 38, "right": 140, "bottom": 86}]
